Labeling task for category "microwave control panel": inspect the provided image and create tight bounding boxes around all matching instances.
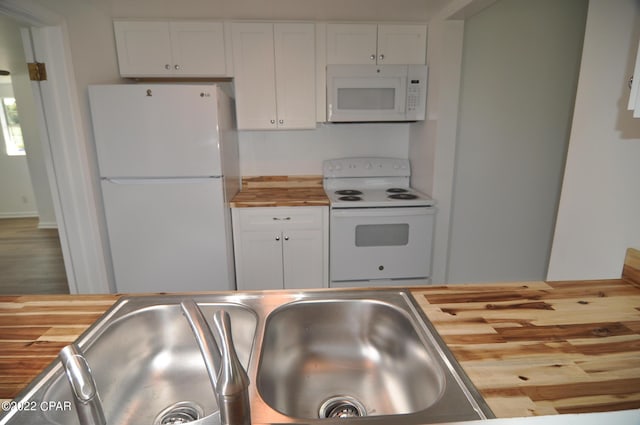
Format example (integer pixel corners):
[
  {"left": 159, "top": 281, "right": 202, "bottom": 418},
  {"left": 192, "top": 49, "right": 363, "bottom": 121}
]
[{"left": 405, "top": 65, "right": 428, "bottom": 120}]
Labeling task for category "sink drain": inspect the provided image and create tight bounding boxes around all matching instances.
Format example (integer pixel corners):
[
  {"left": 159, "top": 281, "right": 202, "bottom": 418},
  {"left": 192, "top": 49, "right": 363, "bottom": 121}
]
[
  {"left": 154, "top": 401, "right": 204, "bottom": 425},
  {"left": 319, "top": 396, "right": 367, "bottom": 419}
]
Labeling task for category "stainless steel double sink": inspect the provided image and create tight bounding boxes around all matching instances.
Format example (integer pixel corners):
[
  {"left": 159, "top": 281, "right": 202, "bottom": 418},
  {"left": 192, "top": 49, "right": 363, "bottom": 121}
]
[{"left": 0, "top": 289, "right": 493, "bottom": 425}]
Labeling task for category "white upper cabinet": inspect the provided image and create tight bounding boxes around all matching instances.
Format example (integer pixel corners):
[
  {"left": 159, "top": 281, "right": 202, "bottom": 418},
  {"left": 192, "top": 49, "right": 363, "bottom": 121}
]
[
  {"left": 114, "top": 21, "right": 232, "bottom": 77},
  {"left": 274, "top": 24, "right": 317, "bottom": 129},
  {"left": 231, "top": 23, "right": 278, "bottom": 129},
  {"left": 232, "top": 22, "right": 316, "bottom": 130},
  {"left": 326, "top": 24, "right": 378, "bottom": 64},
  {"left": 377, "top": 25, "right": 428, "bottom": 64},
  {"left": 326, "top": 23, "right": 427, "bottom": 65}
]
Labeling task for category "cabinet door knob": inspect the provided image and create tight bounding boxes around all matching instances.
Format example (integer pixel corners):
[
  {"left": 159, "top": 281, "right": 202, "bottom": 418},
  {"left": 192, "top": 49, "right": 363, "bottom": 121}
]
[
  {"left": 164, "top": 64, "right": 171, "bottom": 70},
  {"left": 278, "top": 119, "right": 284, "bottom": 125},
  {"left": 378, "top": 54, "right": 385, "bottom": 61},
  {"left": 369, "top": 54, "right": 376, "bottom": 60},
  {"left": 174, "top": 64, "right": 181, "bottom": 70},
  {"left": 284, "top": 236, "right": 289, "bottom": 241},
  {"left": 275, "top": 235, "right": 280, "bottom": 241},
  {"left": 270, "top": 119, "right": 276, "bottom": 124}
]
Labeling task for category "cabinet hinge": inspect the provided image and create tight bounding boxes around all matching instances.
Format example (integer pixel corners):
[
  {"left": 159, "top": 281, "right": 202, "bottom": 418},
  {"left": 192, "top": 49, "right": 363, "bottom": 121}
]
[{"left": 27, "top": 62, "right": 47, "bottom": 81}]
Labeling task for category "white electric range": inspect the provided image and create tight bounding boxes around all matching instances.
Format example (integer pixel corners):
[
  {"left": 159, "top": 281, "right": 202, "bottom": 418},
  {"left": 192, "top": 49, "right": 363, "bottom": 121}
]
[{"left": 323, "top": 157, "right": 436, "bottom": 287}]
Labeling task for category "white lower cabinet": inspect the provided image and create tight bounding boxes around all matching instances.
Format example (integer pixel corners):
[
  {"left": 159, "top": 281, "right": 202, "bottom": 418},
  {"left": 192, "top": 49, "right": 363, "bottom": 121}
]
[{"left": 232, "top": 207, "right": 328, "bottom": 290}]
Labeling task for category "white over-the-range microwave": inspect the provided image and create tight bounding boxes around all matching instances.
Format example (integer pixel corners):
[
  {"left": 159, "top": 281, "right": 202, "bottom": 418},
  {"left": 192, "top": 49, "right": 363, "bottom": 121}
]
[{"left": 326, "top": 64, "right": 428, "bottom": 122}]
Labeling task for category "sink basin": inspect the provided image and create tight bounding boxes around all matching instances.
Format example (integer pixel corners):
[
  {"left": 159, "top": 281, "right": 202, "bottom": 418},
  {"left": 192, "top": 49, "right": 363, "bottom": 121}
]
[
  {"left": 256, "top": 292, "right": 492, "bottom": 424},
  {"left": 1, "top": 289, "right": 492, "bottom": 425},
  {"left": 0, "top": 296, "right": 257, "bottom": 425},
  {"left": 258, "top": 299, "right": 444, "bottom": 418}
]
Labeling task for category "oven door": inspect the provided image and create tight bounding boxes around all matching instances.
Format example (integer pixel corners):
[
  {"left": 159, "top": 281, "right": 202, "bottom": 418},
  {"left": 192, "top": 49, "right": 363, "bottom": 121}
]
[{"left": 330, "top": 207, "right": 435, "bottom": 283}]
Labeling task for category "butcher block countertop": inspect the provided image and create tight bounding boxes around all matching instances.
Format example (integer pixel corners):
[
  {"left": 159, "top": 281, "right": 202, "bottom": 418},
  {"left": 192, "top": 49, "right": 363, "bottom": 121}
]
[
  {"left": 230, "top": 175, "right": 329, "bottom": 207},
  {"left": 1, "top": 249, "right": 639, "bottom": 420}
]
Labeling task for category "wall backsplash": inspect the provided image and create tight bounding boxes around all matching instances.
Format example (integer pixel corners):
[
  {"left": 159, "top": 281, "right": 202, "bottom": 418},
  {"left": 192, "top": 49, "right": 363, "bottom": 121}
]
[{"left": 238, "top": 122, "right": 410, "bottom": 176}]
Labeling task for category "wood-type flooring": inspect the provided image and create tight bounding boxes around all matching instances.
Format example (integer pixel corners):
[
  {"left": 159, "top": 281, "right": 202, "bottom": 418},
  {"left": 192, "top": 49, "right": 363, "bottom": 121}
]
[{"left": 0, "top": 218, "right": 68, "bottom": 295}]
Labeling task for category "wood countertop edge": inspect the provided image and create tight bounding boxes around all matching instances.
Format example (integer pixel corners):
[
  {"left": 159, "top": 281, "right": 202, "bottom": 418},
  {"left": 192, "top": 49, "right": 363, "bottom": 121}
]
[
  {"left": 1, "top": 249, "right": 639, "bottom": 419},
  {"left": 229, "top": 198, "right": 330, "bottom": 208},
  {"left": 229, "top": 190, "right": 330, "bottom": 208},
  {"left": 230, "top": 175, "right": 330, "bottom": 208},
  {"left": 623, "top": 247, "right": 640, "bottom": 287}
]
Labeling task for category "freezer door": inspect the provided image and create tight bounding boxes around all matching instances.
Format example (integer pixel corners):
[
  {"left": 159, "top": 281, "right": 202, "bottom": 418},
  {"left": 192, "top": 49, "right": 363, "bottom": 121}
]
[
  {"left": 89, "top": 84, "right": 222, "bottom": 177},
  {"left": 101, "top": 178, "right": 235, "bottom": 292}
]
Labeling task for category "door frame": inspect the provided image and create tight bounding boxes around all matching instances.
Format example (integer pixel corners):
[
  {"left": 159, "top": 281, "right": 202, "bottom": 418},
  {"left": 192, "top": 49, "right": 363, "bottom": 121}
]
[{"left": 0, "top": 0, "right": 111, "bottom": 293}]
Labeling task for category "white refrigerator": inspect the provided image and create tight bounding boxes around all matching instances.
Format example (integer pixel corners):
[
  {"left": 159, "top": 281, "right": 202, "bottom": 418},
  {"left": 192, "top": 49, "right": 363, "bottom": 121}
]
[{"left": 89, "top": 84, "right": 239, "bottom": 293}]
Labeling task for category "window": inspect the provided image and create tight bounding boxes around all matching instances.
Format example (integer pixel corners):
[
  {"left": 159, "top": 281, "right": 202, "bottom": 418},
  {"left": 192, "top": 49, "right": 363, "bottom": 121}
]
[{"left": 1, "top": 97, "right": 25, "bottom": 156}]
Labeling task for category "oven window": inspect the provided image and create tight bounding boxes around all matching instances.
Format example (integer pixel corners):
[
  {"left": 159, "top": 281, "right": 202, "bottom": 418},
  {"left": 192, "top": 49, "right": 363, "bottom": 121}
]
[
  {"left": 355, "top": 224, "right": 409, "bottom": 247},
  {"left": 337, "top": 88, "right": 396, "bottom": 110}
]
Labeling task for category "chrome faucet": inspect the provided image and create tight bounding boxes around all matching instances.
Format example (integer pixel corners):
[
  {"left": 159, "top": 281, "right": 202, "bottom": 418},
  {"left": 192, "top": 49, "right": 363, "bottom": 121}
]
[
  {"left": 180, "top": 300, "right": 251, "bottom": 425},
  {"left": 58, "top": 344, "right": 106, "bottom": 425}
]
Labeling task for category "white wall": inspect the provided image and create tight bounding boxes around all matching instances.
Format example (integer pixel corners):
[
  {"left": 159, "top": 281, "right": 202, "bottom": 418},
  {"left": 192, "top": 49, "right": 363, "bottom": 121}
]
[
  {"left": 409, "top": 18, "right": 465, "bottom": 284},
  {"left": 547, "top": 0, "right": 640, "bottom": 280},
  {"left": 446, "top": 0, "right": 588, "bottom": 283},
  {"left": 239, "top": 123, "right": 410, "bottom": 176}
]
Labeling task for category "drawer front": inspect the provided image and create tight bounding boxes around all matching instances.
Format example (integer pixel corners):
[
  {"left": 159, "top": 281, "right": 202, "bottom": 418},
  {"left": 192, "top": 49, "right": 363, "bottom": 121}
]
[{"left": 236, "top": 207, "right": 324, "bottom": 231}]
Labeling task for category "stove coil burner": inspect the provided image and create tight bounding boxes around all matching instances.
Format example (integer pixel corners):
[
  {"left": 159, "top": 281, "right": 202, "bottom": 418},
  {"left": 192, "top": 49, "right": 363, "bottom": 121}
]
[
  {"left": 386, "top": 188, "right": 409, "bottom": 194},
  {"left": 388, "top": 193, "right": 418, "bottom": 200},
  {"left": 335, "top": 189, "right": 363, "bottom": 196},
  {"left": 338, "top": 196, "right": 362, "bottom": 201}
]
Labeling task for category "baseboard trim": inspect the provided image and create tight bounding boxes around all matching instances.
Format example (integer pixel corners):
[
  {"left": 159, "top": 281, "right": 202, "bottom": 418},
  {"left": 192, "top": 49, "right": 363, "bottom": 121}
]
[
  {"left": 0, "top": 212, "right": 39, "bottom": 219},
  {"left": 37, "top": 221, "right": 58, "bottom": 229},
  {"left": 0, "top": 214, "right": 58, "bottom": 230}
]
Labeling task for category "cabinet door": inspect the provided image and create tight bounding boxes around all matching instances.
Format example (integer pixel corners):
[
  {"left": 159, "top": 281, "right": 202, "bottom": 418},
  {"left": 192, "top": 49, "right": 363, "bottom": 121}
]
[
  {"left": 377, "top": 24, "right": 427, "bottom": 65},
  {"left": 274, "top": 23, "right": 317, "bottom": 129},
  {"left": 169, "top": 21, "right": 228, "bottom": 76},
  {"left": 232, "top": 23, "right": 278, "bottom": 130},
  {"left": 235, "top": 231, "right": 284, "bottom": 290},
  {"left": 282, "top": 229, "right": 325, "bottom": 289},
  {"left": 114, "top": 21, "right": 173, "bottom": 77},
  {"left": 232, "top": 207, "right": 327, "bottom": 290},
  {"left": 326, "top": 23, "right": 378, "bottom": 64}
]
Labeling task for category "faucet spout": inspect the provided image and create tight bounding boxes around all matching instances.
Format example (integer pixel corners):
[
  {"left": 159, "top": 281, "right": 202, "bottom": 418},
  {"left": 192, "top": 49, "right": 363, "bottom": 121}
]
[
  {"left": 180, "top": 300, "right": 251, "bottom": 425},
  {"left": 59, "top": 344, "right": 106, "bottom": 425}
]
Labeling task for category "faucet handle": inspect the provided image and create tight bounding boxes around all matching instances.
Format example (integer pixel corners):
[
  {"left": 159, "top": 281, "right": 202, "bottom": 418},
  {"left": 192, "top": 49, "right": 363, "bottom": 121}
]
[
  {"left": 213, "top": 310, "right": 251, "bottom": 425},
  {"left": 212, "top": 311, "right": 250, "bottom": 396}
]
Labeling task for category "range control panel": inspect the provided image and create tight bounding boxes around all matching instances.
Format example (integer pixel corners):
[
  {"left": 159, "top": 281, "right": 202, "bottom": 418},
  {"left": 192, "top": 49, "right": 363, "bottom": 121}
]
[{"left": 323, "top": 157, "right": 411, "bottom": 178}]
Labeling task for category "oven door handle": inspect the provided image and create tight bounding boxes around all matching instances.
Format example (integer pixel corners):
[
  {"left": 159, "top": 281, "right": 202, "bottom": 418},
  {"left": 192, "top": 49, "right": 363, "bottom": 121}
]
[{"left": 331, "top": 207, "right": 435, "bottom": 218}]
